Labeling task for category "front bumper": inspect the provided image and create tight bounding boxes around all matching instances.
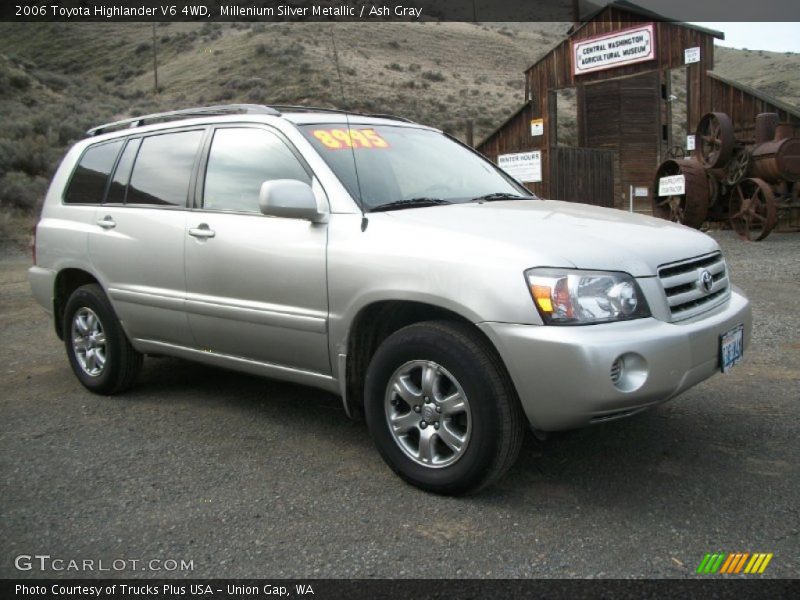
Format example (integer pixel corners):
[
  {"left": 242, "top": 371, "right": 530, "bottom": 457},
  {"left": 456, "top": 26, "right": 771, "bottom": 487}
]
[{"left": 478, "top": 287, "right": 751, "bottom": 431}]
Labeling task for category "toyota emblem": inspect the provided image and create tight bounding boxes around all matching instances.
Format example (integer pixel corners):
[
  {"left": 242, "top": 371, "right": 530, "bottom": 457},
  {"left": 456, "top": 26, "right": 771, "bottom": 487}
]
[{"left": 700, "top": 270, "right": 714, "bottom": 293}]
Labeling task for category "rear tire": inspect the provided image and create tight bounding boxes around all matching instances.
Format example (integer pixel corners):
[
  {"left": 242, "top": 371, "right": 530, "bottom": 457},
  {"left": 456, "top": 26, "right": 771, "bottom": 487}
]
[
  {"left": 364, "top": 321, "right": 525, "bottom": 495},
  {"left": 63, "top": 284, "right": 142, "bottom": 395}
]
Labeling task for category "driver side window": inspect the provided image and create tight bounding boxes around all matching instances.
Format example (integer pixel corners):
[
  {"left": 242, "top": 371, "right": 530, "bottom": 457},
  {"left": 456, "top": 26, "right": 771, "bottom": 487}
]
[{"left": 203, "top": 128, "right": 311, "bottom": 213}]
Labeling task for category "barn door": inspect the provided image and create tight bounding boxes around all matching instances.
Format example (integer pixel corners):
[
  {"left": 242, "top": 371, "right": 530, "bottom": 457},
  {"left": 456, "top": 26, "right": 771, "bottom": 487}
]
[{"left": 582, "top": 71, "right": 661, "bottom": 212}]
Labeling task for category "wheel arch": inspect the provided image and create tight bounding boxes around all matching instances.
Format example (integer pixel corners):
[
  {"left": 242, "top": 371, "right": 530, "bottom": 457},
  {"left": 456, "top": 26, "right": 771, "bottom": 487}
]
[
  {"left": 340, "top": 299, "right": 511, "bottom": 420},
  {"left": 53, "top": 268, "right": 102, "bottom": 340}
]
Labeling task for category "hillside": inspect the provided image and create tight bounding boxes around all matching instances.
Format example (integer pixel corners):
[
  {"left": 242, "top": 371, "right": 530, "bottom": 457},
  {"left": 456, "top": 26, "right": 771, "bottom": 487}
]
[
  {"left": 1, "top": 21, "right": 798, "bottom": 245},
  {"left": 714, "top": 45, "right": 800, "bottom": 108}
]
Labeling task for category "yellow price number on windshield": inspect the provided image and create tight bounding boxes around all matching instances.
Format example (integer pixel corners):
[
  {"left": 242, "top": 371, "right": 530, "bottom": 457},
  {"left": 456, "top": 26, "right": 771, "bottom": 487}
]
[{"left": 312, "top": 128, "right": 390, "bottom": 150}]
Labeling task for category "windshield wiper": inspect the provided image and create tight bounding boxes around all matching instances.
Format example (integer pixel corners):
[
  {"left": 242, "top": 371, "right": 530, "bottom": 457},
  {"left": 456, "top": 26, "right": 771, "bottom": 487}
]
[
  {"left": 369, "top": 198, "right": 453, "bottom": 212},
  {"left": 470, "top": 192, "right": 530, "bottom": 202}
]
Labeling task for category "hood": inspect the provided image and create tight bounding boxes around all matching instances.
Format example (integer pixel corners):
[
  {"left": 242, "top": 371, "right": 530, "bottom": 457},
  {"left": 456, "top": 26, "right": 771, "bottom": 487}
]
[{"left": 382, "top": 199, "right": 720, "bottom": 277}]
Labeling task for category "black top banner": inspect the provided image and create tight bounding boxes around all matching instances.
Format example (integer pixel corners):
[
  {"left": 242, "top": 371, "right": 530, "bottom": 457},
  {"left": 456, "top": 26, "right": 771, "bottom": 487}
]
[{"left": 2, "top": 0, "right": 800, "bottom": 22}]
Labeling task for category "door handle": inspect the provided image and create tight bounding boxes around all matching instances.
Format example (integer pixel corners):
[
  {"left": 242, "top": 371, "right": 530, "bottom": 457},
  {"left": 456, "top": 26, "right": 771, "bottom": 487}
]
[
  {"left": 188, "top": 224, "right": 215, "bottom": 239},
  {"left": 96, "top": 216, "right": 116, "bottom": 229}
]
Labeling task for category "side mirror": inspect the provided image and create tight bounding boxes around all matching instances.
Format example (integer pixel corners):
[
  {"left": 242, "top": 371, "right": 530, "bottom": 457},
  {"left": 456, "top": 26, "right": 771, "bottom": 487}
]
[{"left": 258, "top": 179, "right": 327, "bottom": 222}]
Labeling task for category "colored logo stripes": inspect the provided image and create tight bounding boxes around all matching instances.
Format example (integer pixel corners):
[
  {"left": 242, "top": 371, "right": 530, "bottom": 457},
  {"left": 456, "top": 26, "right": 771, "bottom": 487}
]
[{"left": 696, "top": 552, "right": 773, "bottom": 574}]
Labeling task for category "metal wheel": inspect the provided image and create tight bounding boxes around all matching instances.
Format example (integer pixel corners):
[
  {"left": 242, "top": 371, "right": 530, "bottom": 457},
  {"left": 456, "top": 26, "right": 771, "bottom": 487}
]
[
  {"left": 724, "top": 147, "right": 751, "bottom": 186},
  {"left": 696, "top": 112, "right": 735, "bottom": 169},
  {"left": 730, "top": 178, "right": 778, "bottom": 241},
  {"left": 652, "top": 158, "right": 709, "bottom": 228},
  {"left": 71, "top": 307, "right": 107, "bottom": 377},
  {"left": 384, "top": 360, "right": 471, "bottom": 468},
  {"left": 365, "top": 320, "right": 525, "bottom": 494},
  {"left": 63, "top": 284, "right": 143, "bottom": 395},
  {"left": 707, "top": 174, "right": 722, "bottom": 210}
]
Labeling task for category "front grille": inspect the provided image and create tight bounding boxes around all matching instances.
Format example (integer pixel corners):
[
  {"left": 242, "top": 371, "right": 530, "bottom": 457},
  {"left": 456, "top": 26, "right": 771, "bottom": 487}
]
[{"left": 658, "top": 252, "right": 730, "bottom": 321}]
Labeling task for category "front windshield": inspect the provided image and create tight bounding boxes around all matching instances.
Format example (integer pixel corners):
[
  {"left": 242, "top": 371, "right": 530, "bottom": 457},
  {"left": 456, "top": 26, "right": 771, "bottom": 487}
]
[{"left": 299, "top": 123, "right": 532, "bottom": 211}]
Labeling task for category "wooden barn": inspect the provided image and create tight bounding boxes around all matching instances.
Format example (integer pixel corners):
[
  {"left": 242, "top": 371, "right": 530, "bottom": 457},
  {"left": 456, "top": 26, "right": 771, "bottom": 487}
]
[{"left": 477, "top": 0, "right": 800, "bottom": 214}]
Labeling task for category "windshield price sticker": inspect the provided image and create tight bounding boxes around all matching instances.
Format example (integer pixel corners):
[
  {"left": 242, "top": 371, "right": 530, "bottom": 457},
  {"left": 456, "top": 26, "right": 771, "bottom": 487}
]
[
  {"left": 658, "top": 174, "right": 686, "bottom": 196},
  {"left": 312, "top": 129, "right": 390, "bottom": 150}
]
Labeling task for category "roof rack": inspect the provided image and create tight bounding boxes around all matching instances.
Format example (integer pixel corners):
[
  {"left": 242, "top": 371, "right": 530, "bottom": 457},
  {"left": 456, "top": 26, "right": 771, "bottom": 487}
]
[
  {"left": 271, "top": 104, "right": 415, "bottom": 123},
  {"left": 86, "top": 104, "right": 280, "bottom": 136},
  {"left": 86, "top": 103, "right": 415, "bottom": 137}
]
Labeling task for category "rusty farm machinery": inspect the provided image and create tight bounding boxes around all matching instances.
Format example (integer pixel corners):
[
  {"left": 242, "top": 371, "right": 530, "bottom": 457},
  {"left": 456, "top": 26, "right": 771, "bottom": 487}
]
[{"left": 653, "top": 112, "right": 800, "bottom": 240}]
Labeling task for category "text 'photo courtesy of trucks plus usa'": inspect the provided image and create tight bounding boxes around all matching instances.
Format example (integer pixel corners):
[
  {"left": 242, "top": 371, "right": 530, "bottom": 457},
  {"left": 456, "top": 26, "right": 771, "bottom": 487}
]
[{"left": 1, "top": 0, "right": 799, "bottom": 597}]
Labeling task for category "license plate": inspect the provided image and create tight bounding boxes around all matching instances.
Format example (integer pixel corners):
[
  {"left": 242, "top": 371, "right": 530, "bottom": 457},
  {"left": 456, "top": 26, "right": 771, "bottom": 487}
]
[{"left": 719, "top": 324, "right": 744, "bottom": 373}]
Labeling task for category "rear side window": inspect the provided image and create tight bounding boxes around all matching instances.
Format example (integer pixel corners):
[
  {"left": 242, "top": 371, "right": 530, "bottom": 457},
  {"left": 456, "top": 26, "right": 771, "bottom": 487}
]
[
  {"left": 105, "top": 138, "right": 141, "bottom": 205},
  {"left": 127, "top": 130, "right": 203, "bottom": 206},
  {"left": 64, "top": 140, "right": 124, "bottom": 204},
  {"left": 203, "top": 128, "right": 311, "bottom": 213}
]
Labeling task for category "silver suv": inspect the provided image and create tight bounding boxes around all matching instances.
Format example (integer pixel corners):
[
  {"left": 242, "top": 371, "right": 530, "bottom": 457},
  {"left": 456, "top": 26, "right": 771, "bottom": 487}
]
[{"left": 29, "top": 104, "right": 751, "bottom": 494}]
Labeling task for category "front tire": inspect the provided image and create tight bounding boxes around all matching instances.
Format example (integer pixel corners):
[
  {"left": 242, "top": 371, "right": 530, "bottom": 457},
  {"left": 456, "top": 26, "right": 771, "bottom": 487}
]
[
  {"left": 364, "top": 321, "right": 525, "bottom": 495},
  {"left": 63, "top": 284, "right": 143, "bottom": 395}
]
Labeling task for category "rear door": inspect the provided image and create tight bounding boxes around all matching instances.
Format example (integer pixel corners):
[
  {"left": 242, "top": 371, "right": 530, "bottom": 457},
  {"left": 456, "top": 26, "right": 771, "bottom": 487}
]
[
  {"left": 183, "top": 125, "right": 330, "bottom": 374},
  {"left": 88, "top": 128, "right": 206, "bottom": 346}
]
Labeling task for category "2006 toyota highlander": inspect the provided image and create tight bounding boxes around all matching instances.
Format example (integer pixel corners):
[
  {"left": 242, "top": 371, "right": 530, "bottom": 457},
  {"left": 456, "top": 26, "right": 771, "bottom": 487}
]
[{"left": 28, "top": 104, "right": 751, "bottom": 494}]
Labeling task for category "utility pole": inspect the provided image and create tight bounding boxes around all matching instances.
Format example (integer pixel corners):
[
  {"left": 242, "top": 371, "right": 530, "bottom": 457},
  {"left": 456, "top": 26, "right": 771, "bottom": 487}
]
[{"left": 152, "top": 23, "right": 158, "bottom": 93}]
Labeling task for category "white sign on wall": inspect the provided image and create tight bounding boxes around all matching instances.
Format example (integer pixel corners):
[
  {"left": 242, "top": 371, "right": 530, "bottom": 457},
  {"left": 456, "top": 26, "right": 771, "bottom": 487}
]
[
  {"left": 572, "top": 23, "right": 656, "bottom": 75},
  {"left": 684, "top": 46, "right": 701, "bottom": 65},
  {"left": 686, "top": 134, "right": 696, "bottom": 151},
  {"left": 498, "top": 151, "right": 542, "bottom": 183},
  {"left": 658, "top": 175, "right": 686, "bottom": 197},
  {"left": 634, "top": 186, "right": 649, "bottom": 197},
  {"left": 530, "top": 118, "right": 544, "bottom": 137}
]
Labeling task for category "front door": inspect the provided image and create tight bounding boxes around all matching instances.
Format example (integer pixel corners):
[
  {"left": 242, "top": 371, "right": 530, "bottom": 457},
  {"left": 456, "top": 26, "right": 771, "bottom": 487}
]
[{"left": 183, "top": 126, "right": 330, "bottom": 375}]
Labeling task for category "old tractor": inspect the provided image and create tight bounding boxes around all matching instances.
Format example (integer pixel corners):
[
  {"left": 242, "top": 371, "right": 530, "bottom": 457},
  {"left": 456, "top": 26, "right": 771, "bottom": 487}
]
[{"left": 653, "top": 112, "right": 800, "bottom": 240}]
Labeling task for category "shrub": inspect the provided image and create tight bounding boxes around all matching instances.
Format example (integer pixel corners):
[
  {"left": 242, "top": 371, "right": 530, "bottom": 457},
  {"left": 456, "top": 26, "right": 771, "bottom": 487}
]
[
  {"left": 421, "top": 70, "right": 445, "bottom": 82},
  {"left": 0, "top": 170, "right": 48, "bottom": 211},
  {"left": 134, "top": 42, "right": 151, "bottom": 55},
  {"left": 8, "top": 74, "right": 30, "bottom": 90}
]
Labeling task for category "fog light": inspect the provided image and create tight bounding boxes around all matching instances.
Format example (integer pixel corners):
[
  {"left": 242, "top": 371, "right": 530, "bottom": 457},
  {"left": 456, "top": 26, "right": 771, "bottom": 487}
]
[{"left": 610, "top": 353, "right": 648, "bottom": 392}]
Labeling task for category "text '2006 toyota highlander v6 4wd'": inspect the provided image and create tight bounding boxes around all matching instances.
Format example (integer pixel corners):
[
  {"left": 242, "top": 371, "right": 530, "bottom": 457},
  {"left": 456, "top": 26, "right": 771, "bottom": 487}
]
[{"left": 29, "top": 104, "right": 751, "bottom": 494}]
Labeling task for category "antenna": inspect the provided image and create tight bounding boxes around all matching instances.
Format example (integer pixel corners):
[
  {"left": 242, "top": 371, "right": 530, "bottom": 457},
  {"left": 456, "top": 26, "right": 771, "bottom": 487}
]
[{"left": 329, "top": 31, "right": 368, "bottom": 232}]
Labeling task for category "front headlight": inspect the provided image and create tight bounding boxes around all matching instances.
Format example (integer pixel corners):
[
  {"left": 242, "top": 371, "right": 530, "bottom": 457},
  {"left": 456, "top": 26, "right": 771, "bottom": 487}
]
[{"left": 525, "top": 268, "right": 651, "bottom": 325}]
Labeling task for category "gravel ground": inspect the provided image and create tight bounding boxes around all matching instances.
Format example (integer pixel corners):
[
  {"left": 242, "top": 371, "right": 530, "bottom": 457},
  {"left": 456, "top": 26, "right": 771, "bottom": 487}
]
[{"left": 0, "top": 230, "right": 798, "bottom": 579}]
